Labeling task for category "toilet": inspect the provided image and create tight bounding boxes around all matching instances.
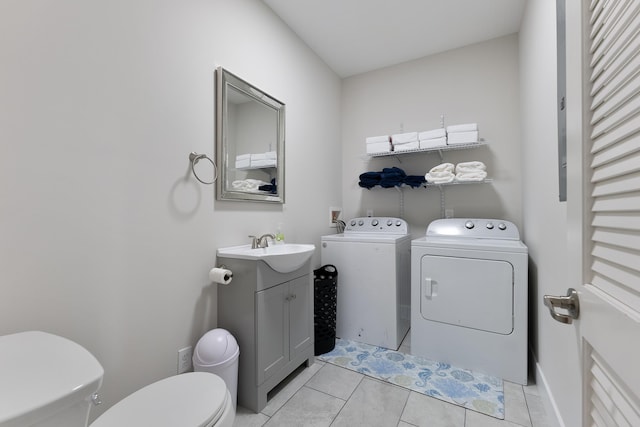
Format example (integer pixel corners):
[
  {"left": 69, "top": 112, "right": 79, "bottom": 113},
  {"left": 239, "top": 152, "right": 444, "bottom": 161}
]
[{"left": 0, "top": 331, "right": 235, "bottom": 427}]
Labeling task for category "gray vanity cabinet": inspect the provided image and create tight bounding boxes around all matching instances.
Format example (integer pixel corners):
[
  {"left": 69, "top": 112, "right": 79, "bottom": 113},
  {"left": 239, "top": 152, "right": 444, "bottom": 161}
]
[
  {"left": 256, "top": 274, "right": 313, "bottom": 385},
  {"left": 216, "top": 257, "right": 314, "bottom": 413}
]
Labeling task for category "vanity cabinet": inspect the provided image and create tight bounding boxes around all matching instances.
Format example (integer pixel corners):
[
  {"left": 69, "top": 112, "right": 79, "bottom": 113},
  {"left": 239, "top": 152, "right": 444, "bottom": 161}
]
[
  {"left": 216, "top": 257, "right": 314, "bottom": 413},
  {"left": 256, "top": 275, "right": 312, "bottom": 384}
]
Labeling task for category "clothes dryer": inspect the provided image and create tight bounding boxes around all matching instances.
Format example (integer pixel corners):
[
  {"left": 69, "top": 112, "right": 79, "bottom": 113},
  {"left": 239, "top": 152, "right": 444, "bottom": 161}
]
[
  {"left": 411, "top": 218, "right": 528, "bottom": 384},
  {"left": 321, "top": 217, "right": 411, "bottom": 350}
]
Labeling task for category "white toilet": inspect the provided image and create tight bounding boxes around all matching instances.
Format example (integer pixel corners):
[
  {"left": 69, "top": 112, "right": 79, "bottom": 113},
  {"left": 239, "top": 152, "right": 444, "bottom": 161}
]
[{"left": 0, "top": 331, "right": 235, "bottom": 427}]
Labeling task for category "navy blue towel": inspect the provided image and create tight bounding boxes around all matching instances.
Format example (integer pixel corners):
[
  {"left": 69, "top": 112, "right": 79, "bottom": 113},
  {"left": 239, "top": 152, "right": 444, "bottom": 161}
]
[
  {"left": 259, "top": 178, "right": 277, "bottom": 194},
  {"left": 359, "top": 167, "right": 425, "bottom": 189}
]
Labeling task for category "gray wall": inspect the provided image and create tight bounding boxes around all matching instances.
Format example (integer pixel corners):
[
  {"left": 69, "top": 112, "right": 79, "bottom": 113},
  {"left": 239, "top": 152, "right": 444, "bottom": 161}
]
[
  {"left": 340, "top": 34, "right": 522, "bottom": 237},
  {"left": 0, "top": 0, "right": 341, "bottom": 420}
]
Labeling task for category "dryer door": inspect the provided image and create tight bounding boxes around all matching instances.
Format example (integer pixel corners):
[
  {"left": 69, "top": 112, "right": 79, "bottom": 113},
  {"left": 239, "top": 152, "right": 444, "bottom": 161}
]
[{"left": 420, "top": 255, "right": 513, "bottom": 334}]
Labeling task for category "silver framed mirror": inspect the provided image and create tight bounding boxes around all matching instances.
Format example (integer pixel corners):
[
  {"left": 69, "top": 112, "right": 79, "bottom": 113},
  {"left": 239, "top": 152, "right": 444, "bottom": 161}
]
[{"left": 215, "top": 67, "right": 285, "bottom": 203}]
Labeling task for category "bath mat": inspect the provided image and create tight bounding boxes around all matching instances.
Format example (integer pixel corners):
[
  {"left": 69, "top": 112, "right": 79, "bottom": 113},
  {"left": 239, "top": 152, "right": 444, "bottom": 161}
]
[{"left": 318, "top": 338, "right": 504, "bottom": 419}]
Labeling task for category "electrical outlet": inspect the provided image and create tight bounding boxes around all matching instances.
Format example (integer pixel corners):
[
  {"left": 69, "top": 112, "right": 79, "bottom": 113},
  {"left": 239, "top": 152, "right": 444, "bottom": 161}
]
[
  {"left": 177, "top": 346, "right": 193, "bottom": 374},
  {"left": 329, "top": 206, "right": 342, "bottom": 227}
]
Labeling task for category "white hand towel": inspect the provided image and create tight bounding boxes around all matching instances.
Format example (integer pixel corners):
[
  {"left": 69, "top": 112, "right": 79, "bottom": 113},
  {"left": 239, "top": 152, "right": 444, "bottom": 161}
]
[
  {"left": 419, "top": 137, "right": 447, "bottom": 150},
  {"left": 455, "top": 171, "right": 487, "bottom": 182},
  {"left": 425, "top": 172, "right": 455, "bottom": 184},
  {"left": 250, "top": 159, "right": 277, "bottom": 168},
  {"left": 455, "top": 161, "right": 486, "bottom": 173},
  {"left": 429, "top": 163, "right": 455, "bottom": 174},
  {"left": 251, "top": 152, "right": 269, "bottom": 161},
  {"left": 232, "top": 179, "right": 270, "bottom": 191},
  {"left": 446, "top": 123, "right": 478, "bottom": 133},
  {"left": 264, "top": 151, "right": 277, "bottom": 159},
  {"left": 366, "top": 135, "right": 390, "bottom": 144},
  {"left": 236, "top": 153, "right": 251, "bottom": 161},
  {"left": 419, "top": 128, "right": 446, "bottom": 140},
  {"left": 427, "top": 170, "right": 454, "bottom": 178},
  {"left": 366, "top": 141, "right": 391, "bottom": 154},
  {"left": 447, "top": 131, "right": 479, "bottom": 145},
  {"left": 393, "top": 141, "right": 419, "bottom": 151},
  {"left": 235, "top": 158, "right": 250, "bottom": 169},
  {"left": 392, "top": 132, "right": 419, "bottom": 144}
]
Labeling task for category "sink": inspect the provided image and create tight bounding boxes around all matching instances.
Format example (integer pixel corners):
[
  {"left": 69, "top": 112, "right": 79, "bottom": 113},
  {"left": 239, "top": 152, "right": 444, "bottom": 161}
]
[{"left": 217, "top": 243, "right": 315, "bottom": 273}]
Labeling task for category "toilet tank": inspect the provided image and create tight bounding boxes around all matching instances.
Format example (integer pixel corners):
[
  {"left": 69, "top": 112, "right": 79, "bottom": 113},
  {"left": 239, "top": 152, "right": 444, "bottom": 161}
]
[{"left": 0, "top": 331, "right": 104, "bottom": 427}]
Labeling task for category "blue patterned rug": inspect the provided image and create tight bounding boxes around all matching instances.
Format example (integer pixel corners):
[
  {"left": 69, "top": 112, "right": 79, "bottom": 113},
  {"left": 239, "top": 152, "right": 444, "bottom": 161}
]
[{"left": 318, "top": 338, "right": 504, "bottom": 419}]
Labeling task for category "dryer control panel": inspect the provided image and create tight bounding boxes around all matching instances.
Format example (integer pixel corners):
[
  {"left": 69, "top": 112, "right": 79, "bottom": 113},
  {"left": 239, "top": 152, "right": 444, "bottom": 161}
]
[
  {"left": 425, "top": 218, "right": 520, "bottom": 240},
  {"left": 345, "top": 217, "right": 408, "bottom": 234}
]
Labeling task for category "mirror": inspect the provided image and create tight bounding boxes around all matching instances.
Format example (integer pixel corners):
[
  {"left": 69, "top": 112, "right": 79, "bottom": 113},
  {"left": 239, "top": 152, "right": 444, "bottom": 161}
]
[{"left": 216, "top": 67, "right": 285, "bottom": 203}]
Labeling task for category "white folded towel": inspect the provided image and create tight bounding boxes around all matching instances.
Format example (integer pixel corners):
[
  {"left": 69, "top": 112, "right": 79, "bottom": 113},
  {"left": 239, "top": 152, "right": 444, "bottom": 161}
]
[
  {"left": 446, "top": 123, "right": 478, "bottom": 133},
  {"left": 366, "top": 135, "right": 390, "bottom": 144},
  {"left": 428, "top": 170, "right": 455, "bottom": 178},
  {"left": 235, "top": 158, "right": 250, "bottom": 169},
  {"left": 392, "top": 132, "right": 419, "bottom": 144},
  {"left": 419, "top": 128, "right": 447, "bottom": 140},
  {"left": 232, "top": 179, "right": 271, "bottom": 192},
  {"left": 455, "top": 161, "right": 486, "bottom": 173},
  {"left": 425, "top": 172, "right": 455, "bottom": 184},
  {"left": 251, "top": 152, "right": 269, "bottom": 161},
  {"left": 393, "top": 141, "right": 420, "bottom": 151},
  {"left": 455, "top": 171, "right": 487, "bottom": 182},
  {"left": 429, "top": 163, "right": 455, "bottom": 174},
  {"left": 419, "top": 137, "right": 447, "bottom": 150},
  {"left": 250, "top": 159, "right": 277, "bottom": 168},
  {"left": 236, "top": 153, "right": 251, "bottom": 161},
  {"left": 264, "top": 151, "right": 277, "bottom": 159},
  {"left": 366, "top": 141, "right": 391, "bottom": 154},
  {"left": 447, "top": 131, "right": 479, "bottom": 145}
]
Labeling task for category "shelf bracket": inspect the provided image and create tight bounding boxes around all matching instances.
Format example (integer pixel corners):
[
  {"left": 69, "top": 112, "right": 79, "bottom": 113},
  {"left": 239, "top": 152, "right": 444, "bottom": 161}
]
[{"left": 395, "top": 186, "right": 405, "bottom": 218}]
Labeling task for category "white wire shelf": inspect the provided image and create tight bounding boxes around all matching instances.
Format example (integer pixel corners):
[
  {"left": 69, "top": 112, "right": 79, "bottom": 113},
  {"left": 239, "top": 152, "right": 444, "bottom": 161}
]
[
  {"left": 367, "top": 140, "right": 488, "bottom": 158},
  {"left": 362, "top": 179, "right": 493, "bottom": 190}
]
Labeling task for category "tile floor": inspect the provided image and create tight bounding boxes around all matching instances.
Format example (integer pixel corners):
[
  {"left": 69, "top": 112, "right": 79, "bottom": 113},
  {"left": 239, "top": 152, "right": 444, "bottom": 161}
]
[{"left": 233, "top": 334, "right": 553, "bottom": 427}]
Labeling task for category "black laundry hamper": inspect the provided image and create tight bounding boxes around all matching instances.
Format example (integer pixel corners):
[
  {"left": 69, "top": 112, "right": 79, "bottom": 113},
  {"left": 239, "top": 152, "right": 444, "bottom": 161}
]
[{"left": 313, "top": 264, "right": 338, "bottom": 356}]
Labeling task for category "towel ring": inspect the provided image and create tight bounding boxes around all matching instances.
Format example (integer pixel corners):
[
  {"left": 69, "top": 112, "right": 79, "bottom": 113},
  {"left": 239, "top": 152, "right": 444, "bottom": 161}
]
[{"left": 189, "top": 152, "right": 217, "bottom": 185}]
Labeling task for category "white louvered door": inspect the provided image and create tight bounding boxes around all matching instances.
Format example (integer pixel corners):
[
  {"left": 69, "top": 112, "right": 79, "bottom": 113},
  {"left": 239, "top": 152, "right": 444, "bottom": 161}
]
[{"left": 577, "top": 0, "right": 640, "bottom": 425}]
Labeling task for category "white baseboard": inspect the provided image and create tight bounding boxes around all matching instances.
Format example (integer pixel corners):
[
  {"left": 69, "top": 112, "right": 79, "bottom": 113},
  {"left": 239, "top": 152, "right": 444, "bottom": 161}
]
[{"left": 534, "top": 360, "right": 566, "bottom": 427}]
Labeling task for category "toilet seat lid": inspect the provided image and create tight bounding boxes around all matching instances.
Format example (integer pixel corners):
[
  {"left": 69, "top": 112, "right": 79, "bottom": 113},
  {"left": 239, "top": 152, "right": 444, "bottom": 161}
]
[{"left": 91, "top": 372, "right": 229, "bottom": 427}]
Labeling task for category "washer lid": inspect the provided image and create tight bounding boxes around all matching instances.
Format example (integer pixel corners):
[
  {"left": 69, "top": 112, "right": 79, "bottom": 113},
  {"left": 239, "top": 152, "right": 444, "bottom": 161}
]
[
  {"left": 91, "top": 372, "right": 229, "bottom": 427},
  {"left": 0, "top": 331, "right": 104, "bottom": 426},
  {"left": 321, "top": 233, "right": 410, "bottom": 244}
]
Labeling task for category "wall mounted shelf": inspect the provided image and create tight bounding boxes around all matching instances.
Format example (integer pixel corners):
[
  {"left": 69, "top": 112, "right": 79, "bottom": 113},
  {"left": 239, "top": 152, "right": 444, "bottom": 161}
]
[{"left": 368, "top": 140, "right": 487, "bottom": 158}]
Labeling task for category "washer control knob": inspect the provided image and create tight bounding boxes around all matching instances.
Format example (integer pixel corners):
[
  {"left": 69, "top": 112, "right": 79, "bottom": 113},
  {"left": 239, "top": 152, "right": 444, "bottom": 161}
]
[
  {"left": 358, "top": 220, "right": 364, "bottom": 226},
  {"left": 350, "top": 220, "right": 356, "bottom": 226},
  {"left": 486, "top": 222, "right": 494, "bottom": 229},
  {"left": 387, "top": 219, "right": 393, "bottom": 226},
  {"left": 465, "top": 220, "right": 475, "bottom": 229},
  {"left": 498, "top": 222, "right": 507, "bottom": 230},
  {"left": 396, "top": 220, "right": 402, "bottom": 226},
  {"left": 371, "top": 219, "right": 379, "bottom": 226}
]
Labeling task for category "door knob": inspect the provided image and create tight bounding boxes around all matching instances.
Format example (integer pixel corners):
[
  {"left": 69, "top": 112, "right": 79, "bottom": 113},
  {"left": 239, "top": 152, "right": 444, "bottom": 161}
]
[{"left": 543, "top": 288, "right": 580, "bottom": 324}]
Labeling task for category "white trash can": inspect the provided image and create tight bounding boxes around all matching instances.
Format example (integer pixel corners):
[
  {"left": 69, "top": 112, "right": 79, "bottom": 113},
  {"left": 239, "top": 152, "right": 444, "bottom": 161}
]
[{"left": 193, "top": 328, "right": 239, "bottom": 409}]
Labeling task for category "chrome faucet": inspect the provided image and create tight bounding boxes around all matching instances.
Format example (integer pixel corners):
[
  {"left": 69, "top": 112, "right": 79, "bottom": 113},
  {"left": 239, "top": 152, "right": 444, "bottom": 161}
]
[
  {"left": 248, "top": 234, "right": 276, "bottom": 249},
  {"left": 257, "top": 233, "right": 276, "bottom": 248}
]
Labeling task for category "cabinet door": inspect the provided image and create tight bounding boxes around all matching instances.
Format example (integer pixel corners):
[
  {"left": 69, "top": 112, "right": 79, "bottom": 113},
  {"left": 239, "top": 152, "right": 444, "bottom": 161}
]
[
  {"left": 256, "top": 283, "right": 288, "bottom": 385},
  {"left": 288, "top": 275, "right": 313, "bottom": 359}
]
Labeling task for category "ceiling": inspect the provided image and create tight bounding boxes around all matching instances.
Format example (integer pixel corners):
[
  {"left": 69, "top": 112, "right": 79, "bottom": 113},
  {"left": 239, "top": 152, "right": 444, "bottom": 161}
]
[{"left": 263, "top": 0, "right": 526, "bottom": 78}]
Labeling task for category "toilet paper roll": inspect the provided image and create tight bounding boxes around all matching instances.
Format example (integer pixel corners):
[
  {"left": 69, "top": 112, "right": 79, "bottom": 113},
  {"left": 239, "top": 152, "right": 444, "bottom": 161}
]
[{"left": 209, "top": 267, "right": 233, "bottom": 285}]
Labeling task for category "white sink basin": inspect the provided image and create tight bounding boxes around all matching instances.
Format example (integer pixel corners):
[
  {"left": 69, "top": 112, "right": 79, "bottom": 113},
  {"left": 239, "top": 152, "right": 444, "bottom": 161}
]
[{"left": 217, "top": 243, "right": 315, "bottom": 273}]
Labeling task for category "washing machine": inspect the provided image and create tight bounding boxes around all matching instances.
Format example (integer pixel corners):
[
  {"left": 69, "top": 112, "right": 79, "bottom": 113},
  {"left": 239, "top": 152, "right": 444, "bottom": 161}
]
[
  {"left": 411, "top": 218, "right": 528, "bottom": 384},
  {"left": 321, "top": 217, "right": 411, "bottom": 350}
]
